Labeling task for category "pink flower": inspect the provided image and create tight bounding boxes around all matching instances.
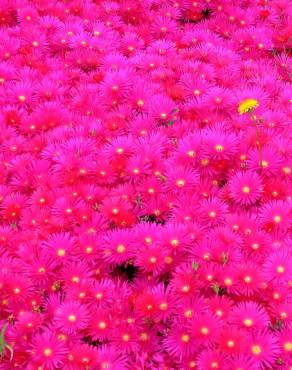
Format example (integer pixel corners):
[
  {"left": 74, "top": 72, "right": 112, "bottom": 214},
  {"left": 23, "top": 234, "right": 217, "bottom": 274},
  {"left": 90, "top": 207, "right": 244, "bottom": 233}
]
[
  {"left": 135, "top": 242, "right": 167, "bottom": 275},
  {"left": 96, "top": 346, "right": 127, "bottom": 370},
  {"left": 66, "top": 343, "right": 98, "bottom": 369},
  {"left": 165, "top": 165, "right": 199, "bottom": 194},
  {"left": 247, "top": 331, "right": 280, "bottom": 369},
  {"left": 163, "top": 322, "right": 195, "bottom": 357},
  {"left": 190, "top": 311, "right": 223, "bottom": 346},
  {"left": 102, "top": 229, "right": 135, "bottom": 265},
  {"left": 112, "top": 324, "right": 140, "bottom": 354},
  {"left": 263, "top": 251, "right": 292, "bottom": 284},
  {"left": 43, "top": 232, "right": 77, "bottom": 261},
  {"left": 227, "top": 355, "right": 259, "bottom": 370},
  {"left": 0, "top": 0, "right": 290, "bottom": 367},
  {"left": 198, "top": 198, "right": 229, "bottom": 227},
  {"left": 197, "top": 348, "right": 226, "bottom": 370},
  {"left": 228, "top": 170, "right": 263, "bottom": 206},
  {"left": 228, "top": 302, "right": 270, "bottom": 332},
  {"left": 54, "top": 301, "right": 89, "bottom": 334},
  {"left": 29, "top": 330, "right": 68, "bottom": 369},
  {"left": 260, "top": 200, "right": 292, "bottom": 232},
  {"left": 247, "top": 145, "right": 283, "bottom": 176},
  {"left": 218, "top": 328, "right": 248, "bottom": 355}
]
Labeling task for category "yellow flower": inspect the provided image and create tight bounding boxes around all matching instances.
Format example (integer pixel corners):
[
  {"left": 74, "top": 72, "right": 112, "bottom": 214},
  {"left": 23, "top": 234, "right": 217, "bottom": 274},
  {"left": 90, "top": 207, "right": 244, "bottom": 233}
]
[{"left": 238, "top": 98, "right": 259, "bottom": 114}]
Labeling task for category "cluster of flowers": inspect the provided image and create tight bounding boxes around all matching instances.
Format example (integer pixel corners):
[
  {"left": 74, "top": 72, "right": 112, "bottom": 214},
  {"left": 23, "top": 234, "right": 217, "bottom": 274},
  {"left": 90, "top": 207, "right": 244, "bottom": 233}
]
[{"left": 0, "top": 0, "right": 291, "bottom": 369}]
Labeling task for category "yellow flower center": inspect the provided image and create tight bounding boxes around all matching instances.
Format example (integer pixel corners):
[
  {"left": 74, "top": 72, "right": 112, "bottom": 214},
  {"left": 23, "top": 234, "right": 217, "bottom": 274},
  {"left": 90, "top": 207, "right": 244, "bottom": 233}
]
[
  {"left": 283, "top": 166, "right": 291, "bottom": 174},
  {"left": 251, "top": 243, "right": 259, "bottom": 250},
  {"left": 181, "top": 334, "right": 190, "bottom": 342},
  {"left": 57, "top": 249, "right": 66, "bottom": 257},
  {"left": 284, "top": 342, "right": 292, "bottom": 351},
  {"left": 176, "top": 179, "right": 185, "bottom": 187},
  {"left": 280, "top": 311, "right": 288, "bottom": 319},
  {"left": 244, "top": 275, "right": 252, "bottom": 283},
  {"left": 171, "top": 239, "right": 179, "bottom": 247},
  {"left": 98, "top": 321, "right": 107, "bottom": 329},
  {"left": 43, "top": 348, "right": 52, "bottom": 357},
  {"left": 116, "top": 244, "right": 126, "bottom": 253},
  {"left": 224, "top": 278, "right": 233, "bottom": 286},
  {"left": 260, "top": 160, "right": 268, "bottom": 168},
  {"left": 184, "top": 309, "right": 193, "bottom": 318},
  {"left": 277, "top": 265, "right": 285, "bottom": 273},
  {"left": 251, "top": 345, "right": 262, "bottom": 355},
  {"left": 242, "top": 186, "right": 250, "bottom": 193},
  {"left": 200, "top": 327, "right": 209, "bottom": 335},
  {"left": 159, "top": 302, "right": 168, "bottom": 311},
  {"left": 139, "top": 332, "right": 149, "bottom": 341},
  {"left": 215, "top": 144, "right": 224, "bottom": 152},
  {"left": 216, "top": 309, "right": 223, "bottom": 317},
  {"left": 18, "top": 95, "right": 26, "bottom": 102},
  {"left": 122, "top": 334, "right": 130, "bottom": 341},
  {"left": 243, "top": 318, "right": 253, "bottom": 327},
  {"left": 181, "top": 285, "right": 190, "bottom": 293}
]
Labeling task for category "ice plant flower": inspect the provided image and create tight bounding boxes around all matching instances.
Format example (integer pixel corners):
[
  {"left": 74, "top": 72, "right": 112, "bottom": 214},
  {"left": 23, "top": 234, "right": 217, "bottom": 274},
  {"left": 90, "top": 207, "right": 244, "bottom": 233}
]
[{"left": 0, "top": 0, "right": 290, "bottom": 369}]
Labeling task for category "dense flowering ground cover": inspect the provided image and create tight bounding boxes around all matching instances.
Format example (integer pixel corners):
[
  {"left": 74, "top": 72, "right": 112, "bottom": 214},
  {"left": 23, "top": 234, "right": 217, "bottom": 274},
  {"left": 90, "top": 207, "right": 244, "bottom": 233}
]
[{"left": 0, "top": 0, "right": 291, "bottom": 369}]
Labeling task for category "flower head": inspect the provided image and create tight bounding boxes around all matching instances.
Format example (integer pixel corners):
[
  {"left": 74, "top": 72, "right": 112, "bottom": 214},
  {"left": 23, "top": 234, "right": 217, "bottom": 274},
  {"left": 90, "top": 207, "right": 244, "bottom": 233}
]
[
  {"left": 29, "top": 330, "right": 68, "bottom": 369},
  {"left": 248, "top": 331, "right": 280, "bottom": 368},
  {"left": 238, "top": 98, "right": 259, "bottom": 114},
  {"left": 54, "top": 301, "right": 89, "bottom": 334},
  {"left": 228, "top": 170, "right": 263, "bottom": 206}
]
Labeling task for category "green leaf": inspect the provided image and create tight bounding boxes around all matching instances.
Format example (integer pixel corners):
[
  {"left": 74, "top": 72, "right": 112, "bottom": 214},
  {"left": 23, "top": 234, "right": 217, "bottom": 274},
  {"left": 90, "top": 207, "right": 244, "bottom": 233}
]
[
  {"left": 221, "top": 252, "right": 229, "bottom": 265},
  {"left": 0, "top": 323, "right": 8, "bottom": 343},
  {"left": 157, "top": 175, "right": 166, "bottom": 182},
  {"left": 170, "top": 108, "right": 179, "bottom": 115},
  {"left": 191, "top": 261, "right": 199, "bottom": 271},
  {"left": 164, "top": 108, "right": 179, "bottom": 127},
  {"left": 164, "top": 119, "right": 176, "bottom": 127},
  {"left": 212, "top": 283, "right": 220, "bottom": 295},
  {"left": 5, "top": 344, "right": 13, "bottom": 361},
  {"left": 0, "top": 323, "right": 13, "bottom": 360},
  {"left": 90, "top": 129, "right": 97, "bottom": 136},
  {"left": 92, "top": 203, "right": 99, "bottom": 211}
]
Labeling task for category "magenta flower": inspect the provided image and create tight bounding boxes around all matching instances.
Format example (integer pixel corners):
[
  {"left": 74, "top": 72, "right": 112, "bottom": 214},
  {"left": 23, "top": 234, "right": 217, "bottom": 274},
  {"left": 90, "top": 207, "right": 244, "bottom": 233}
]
[{"left": 0, "top": 0, "right": 291, "bottom": 368}]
